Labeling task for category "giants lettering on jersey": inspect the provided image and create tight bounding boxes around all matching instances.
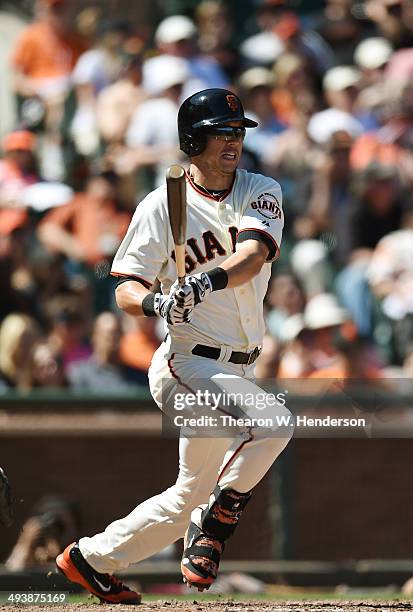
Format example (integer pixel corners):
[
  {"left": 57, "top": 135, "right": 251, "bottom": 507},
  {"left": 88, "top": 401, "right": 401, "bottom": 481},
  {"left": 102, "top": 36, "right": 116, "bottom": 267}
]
[
  {"left": 171, "top": 227, "right": 237, "bottom": 273},
  {"left": 251, "top": 193, "right": 282, "bottom": 221}
]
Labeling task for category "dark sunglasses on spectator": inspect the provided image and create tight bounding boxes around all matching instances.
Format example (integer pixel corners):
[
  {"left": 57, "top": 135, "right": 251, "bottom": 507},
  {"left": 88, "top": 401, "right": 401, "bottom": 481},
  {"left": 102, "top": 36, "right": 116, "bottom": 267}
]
[{"left": 206, "top": 126, "right": 246, "bottom": 141}]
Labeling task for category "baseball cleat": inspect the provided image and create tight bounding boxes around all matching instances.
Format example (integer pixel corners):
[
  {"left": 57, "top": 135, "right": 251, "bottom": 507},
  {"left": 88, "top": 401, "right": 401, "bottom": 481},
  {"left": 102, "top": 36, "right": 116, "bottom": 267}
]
[
  {"left": 0, "top": 468, "right": 13, "bottom": 528},
  {"left": 56, "top": 542, "right": 141, "bottom": 604},
  {"left": 182, "top": 576, "right": 211, "bottom": 592},
  {"left": 181, "top": 522, "right": 224, "bottom": 591}
]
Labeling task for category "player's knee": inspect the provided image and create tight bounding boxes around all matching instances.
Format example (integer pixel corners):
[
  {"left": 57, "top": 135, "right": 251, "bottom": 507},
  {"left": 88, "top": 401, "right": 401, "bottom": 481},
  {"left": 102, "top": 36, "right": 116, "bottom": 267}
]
[
  {"left": 252, "top": 404, "right": 295, "bottom": 440},
  {"left": 164, "top": 482, "right": 210, "bottom": 517}
]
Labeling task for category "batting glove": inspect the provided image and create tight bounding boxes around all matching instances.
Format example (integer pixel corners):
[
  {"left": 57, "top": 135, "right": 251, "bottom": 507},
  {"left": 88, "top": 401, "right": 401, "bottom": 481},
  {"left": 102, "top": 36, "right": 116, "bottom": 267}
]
[
  {"left": 154, "top": 293, "right": 193, "bottom": 326},
  {"left": 172, "top": 272, "right": 214, "bottom": 308}
]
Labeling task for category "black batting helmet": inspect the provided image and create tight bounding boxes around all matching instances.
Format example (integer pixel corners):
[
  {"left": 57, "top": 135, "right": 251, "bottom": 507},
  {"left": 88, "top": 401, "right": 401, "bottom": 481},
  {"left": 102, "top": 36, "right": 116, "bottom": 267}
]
[{"left": 178, "top": 88, "right": 258, "bottom": 157}]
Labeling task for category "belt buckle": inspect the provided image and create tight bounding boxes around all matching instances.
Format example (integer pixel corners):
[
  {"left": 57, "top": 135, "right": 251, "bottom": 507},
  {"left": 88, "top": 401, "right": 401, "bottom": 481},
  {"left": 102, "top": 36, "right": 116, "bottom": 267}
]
[{"left": 247, "top": 346, "right": 261, "bottom": 365}]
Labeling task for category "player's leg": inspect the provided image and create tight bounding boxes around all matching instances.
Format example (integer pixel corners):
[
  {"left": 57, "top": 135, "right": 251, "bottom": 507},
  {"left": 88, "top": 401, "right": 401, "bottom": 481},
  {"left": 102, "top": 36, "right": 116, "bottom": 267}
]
[
  {"left": 76, "top": 433, "right": 231, "bottom": 569},
  {"left": 56, "top": 433, "right": 230, "bottom": 601},
  {"left": 181, "top": 375, "right": 294, "bottom": 590}
]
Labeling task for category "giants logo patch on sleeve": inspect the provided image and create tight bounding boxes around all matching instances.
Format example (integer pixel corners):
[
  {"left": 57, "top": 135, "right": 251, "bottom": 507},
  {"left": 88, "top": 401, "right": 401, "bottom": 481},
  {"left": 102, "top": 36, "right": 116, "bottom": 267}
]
[{"left": 250, "top": 193, "right": 282, "bottom": 221}]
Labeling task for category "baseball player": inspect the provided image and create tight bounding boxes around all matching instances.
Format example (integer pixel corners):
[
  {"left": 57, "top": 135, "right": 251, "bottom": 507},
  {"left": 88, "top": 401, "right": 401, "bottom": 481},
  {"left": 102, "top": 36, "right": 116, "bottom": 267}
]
[{"left": 56, "top": 88, "right": 293, "bottom": 603}]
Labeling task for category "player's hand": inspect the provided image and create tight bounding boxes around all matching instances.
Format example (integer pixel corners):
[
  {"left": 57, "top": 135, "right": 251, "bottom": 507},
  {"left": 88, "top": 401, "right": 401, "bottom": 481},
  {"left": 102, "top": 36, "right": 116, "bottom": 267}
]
[
  {"left": 171, "top": 272, "right": 213, "bottom": 308},
  {"left": 154, "top": 293, "right": 193, "bottom": 326}
]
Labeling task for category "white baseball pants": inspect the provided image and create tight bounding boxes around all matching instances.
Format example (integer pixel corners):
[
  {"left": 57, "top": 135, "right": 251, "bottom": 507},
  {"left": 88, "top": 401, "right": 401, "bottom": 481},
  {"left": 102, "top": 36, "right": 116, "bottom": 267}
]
[{"left": 79, "top": 340, "right": 293, "bottom": 572}]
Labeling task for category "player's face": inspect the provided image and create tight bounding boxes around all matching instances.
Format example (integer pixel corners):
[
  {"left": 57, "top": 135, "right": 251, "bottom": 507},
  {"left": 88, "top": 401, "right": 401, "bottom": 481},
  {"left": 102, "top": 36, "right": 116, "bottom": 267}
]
[{"left": 201, "top": 121, "right": 245, "bottom": 176}]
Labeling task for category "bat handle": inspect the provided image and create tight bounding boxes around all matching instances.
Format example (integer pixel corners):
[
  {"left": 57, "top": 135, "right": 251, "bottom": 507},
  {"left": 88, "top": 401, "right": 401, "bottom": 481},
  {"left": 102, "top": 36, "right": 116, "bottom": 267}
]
[{"left": 175, "top": 244, "right": 186, "bottom": 289}]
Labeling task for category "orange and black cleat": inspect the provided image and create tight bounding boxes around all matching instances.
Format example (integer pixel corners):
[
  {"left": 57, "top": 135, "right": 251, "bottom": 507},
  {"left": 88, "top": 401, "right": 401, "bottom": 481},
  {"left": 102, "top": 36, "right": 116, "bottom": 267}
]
[
  {"left": 56, "top": 542, "right": 141, "bottom": 605},
  {"left": 181, "top": 523, "right": 224, "bottom": 592}
]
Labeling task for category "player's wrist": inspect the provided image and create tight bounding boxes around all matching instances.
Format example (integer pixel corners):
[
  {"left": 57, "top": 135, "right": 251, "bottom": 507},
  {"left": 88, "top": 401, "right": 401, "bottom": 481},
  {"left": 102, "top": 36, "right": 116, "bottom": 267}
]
[
  {"left": 206, "top": 267, "right": 228, "bottom": 292},
  {"left": 142, "top": 293, "right": 157, "bottom": 317}
]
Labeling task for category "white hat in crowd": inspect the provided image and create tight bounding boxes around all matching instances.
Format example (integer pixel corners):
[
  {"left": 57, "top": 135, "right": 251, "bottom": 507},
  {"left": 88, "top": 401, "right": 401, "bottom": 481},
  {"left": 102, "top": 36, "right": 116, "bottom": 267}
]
[
  {"left": 307, "top": 108, "right": 363, "bottom": 144},
  {"left": 238, "top": 67, "right": 275, "bottom": 91},
  {"left": 304, "top": 293, "right": 348, "bottom": 330},
  {"left": 240, "top": 31, "right": 284, "bottom": 65},
  {"left": 143, "top": 55, "right": 189, "bottom": 95},
  {"left": 290, "top": 239, "right": 328, "bottom": 276},
  {"left": 279, "top": 313, "right": 305, "bottom": 343},
  {"left": 155, "top": 15, "right": 197, "bottom": 46},
  {"left": 354, "top": 37, "right": 393, "bottom": 70},
  {"left": 323, "top": 66, "right": 361, "bottom": 92}
]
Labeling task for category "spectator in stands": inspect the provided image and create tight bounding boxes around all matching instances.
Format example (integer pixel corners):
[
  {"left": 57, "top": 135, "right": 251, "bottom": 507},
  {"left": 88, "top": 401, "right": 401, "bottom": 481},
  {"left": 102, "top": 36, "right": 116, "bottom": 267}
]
[
  {"left": 308, "top": 130, "right": 356, "bottom": 264},
  {"left": 238, "top": 67, "right": 286, "bottom": 162},
  {"left": 241, "top": 0, "right": 334, "bottom": 74},
  {"left": 323, "top": 65, "right": 376, "bottom": 130},
  {"left": 0, "top": 129, "right": 39, "bottom": 238},
  {"left": 119, "top": 315, "right": 160, "bottom": 377},
  {"left": 367, "top": 211, "right": 413, "bottom": 363},
  {"left": 289, "top": 240, "right": 332, "bottom": 297},
  {"left": 263, "top": 91, "right": 321, "bottom": 221},
  {"left": 271, "top": 296, "right": 350, "bottom": 381},
  {"left": 364, "top": 0, "right": 413, "bottom": 49},
  {"left": 265, "top": 273, "right": 305, "bottom": 341},
  {"left": 276, "top": 314, "right": 315, "bottom": 378},
  {"left": 10, "top": 0, "right": 87, "bottom": 180},
  {"left": 5, "top": 495, "right": 80, "bottom": 570},
  {"left": 30, "top": 340, "right": 67, "bottom": 388},
  {"left": 350, "top": 163, "right": 405, "bottom": 251},
  {"left": 308, "top": 323, "right": 383, "bottom": 380},
  {"left": 72, "top": 20, "right": 128, "bottom": 99},
  {"left": 10, "top": 0, "right": 86, "bottom": 104},
  {"left": 109, "top": 56, "right": 188, "bottom": 189},
  {"left": 0, "top": 231, "right": 40, "bottom": 323},
  {"left": 96, "top": 50, "right": 146, "bottom": 147},
  {"left": 254, "top": 334, "right": 281, "bottom": 378},
  {"left": 0, "top": 313, "right": 40, "bottom": 390},
  {"left": 272, "top": 52, "right": 320, "bottom": 127},
  {"left": 45, "top": 295, "right": 92, "bottom": 372},
  {"left": 37, "top": 171, "right": 130, "bottom": 268},
  {"left": 195, "top": 1, "right": 238, "bottom": 80},
  {"left": 70, "top": 20, "right": 130, "bottom": 157},
  {"left": 310, "top": 65, "right": 365, "bottom": 135},
  {"left": 351, "top": 81, "right": 413, "bottom": 188},
  {"left": 240, "top": 0, "right": 284, "bottom": 66},
  {"left": 0, "top": 129, "right": 39, "bottom": 205},
  {"left": 354, "top": 37, "right": 393, "bottom": 126},
  {"left": 143, "top": 15, "right": 228, "bottom": 100},
  {"left": 303, "top": 292, "right": 349, "bottom": 372},
  {"left": 257, "top": 275, "right": 306, "bottom": 378},
  {"left": 37, "top": 171, "right": 131, "bottom": 312},
  {"left": 333, "top": 163, "right": 404, "bottom": 339},
  {"left": 316, "top": 0, "right": 366, "bottom": 65},
  {"left": 67, "top": 312, "right": 147, "bottom": 390}
]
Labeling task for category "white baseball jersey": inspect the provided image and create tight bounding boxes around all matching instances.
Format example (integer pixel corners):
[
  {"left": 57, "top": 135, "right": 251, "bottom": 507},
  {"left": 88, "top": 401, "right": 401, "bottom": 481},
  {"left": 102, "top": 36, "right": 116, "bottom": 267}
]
[{"left": 111, "top": 169, "right": 283, "bottom": 350}]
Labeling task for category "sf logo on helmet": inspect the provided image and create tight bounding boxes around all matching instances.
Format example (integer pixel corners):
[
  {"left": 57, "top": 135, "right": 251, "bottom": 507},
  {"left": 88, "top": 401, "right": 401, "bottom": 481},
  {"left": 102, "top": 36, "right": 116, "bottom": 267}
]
[{"left": 226, "top": 95, "right": 238, "bottom": 112}]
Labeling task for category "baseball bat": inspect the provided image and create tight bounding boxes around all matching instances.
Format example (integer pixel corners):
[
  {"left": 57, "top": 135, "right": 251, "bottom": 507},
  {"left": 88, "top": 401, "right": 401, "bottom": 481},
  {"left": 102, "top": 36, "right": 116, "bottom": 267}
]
[{"left": 166, "top": 164, "right": 187, "bottom": 287}]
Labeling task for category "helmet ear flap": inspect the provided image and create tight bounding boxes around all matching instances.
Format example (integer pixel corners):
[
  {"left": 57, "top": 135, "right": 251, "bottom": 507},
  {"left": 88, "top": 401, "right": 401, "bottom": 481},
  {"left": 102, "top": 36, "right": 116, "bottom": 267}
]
[{"left": 180, "top": 131, "right": 207, "bottom": 157}]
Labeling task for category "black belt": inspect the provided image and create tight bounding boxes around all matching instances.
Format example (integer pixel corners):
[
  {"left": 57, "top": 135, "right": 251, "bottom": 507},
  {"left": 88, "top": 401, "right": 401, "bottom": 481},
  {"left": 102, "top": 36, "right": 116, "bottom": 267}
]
[{"left": 192, "top": 344, "right": 261, "bottom": 365}]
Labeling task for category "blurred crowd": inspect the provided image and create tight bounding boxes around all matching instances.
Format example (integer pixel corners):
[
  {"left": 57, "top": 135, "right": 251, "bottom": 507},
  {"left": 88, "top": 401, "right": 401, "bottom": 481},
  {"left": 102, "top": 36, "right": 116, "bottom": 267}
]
[{"left": 1, "top": 0, "right": 413, "bottom": 392}]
